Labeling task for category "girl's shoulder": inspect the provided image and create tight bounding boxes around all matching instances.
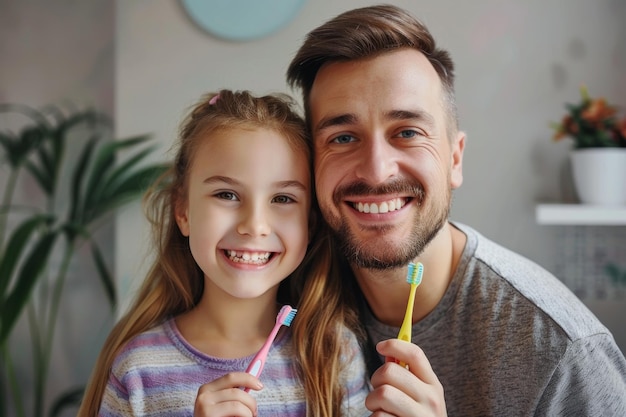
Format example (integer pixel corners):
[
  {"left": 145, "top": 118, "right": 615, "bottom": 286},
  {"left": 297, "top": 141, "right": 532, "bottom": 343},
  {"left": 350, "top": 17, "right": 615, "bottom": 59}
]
[
  {"left": 111, "top": 319, "right": 180, "bottom": 374},
  {"left": 121, "top": 320, "right": 172, "bottom": 352}
]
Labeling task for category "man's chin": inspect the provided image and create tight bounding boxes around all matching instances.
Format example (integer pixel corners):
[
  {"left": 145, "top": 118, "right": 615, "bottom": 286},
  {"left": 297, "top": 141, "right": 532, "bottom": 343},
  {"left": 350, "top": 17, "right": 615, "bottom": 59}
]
[
  {"left": 337, "top": 236, "right": 416, "bottom": 270},
  {"left": 350, "top": 256, "right": 412, "bottom": 270}
]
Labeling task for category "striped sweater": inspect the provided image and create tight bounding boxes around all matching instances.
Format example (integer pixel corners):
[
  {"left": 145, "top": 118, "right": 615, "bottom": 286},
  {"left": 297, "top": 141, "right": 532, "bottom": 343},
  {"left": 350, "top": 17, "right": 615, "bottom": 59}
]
[{"left": 100, "top": 318, "right": 370, "bottom": 416}]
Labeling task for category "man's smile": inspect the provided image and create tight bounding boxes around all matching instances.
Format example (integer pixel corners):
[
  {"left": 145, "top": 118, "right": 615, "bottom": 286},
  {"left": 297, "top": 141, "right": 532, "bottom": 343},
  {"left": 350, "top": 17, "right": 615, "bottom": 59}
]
[{"left": 350, "top": 197, "right": 409, "bottom": 214}]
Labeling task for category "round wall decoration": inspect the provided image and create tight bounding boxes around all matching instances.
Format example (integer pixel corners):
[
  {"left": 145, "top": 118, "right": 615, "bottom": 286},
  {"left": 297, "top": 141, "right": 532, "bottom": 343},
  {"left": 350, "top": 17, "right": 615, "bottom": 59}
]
[{"left": 181, "top": 0, "right": 307, "bottom": 42}]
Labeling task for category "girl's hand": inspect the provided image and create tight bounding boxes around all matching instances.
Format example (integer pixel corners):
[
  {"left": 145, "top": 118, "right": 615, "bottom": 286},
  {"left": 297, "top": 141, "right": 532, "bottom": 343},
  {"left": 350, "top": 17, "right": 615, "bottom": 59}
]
[
  {"left": 194, "top": 372, "right": 263, "bottom": 417},
  {"left": 365, "top": 339, "right": 447, "bottom": 417}
]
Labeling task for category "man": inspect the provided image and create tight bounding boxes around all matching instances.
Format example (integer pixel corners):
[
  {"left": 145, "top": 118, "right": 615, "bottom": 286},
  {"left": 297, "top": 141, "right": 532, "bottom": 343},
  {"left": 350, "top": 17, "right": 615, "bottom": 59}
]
[{"left": 287, "top": 4, "right": 626, "bottom": 416}]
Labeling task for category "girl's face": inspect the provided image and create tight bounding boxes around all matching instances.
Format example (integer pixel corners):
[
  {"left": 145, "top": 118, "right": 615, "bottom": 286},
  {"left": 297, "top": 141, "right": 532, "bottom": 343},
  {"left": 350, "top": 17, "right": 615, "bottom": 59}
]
[{"left": 175, "top": 127, "right": 310, "bottom": 301}]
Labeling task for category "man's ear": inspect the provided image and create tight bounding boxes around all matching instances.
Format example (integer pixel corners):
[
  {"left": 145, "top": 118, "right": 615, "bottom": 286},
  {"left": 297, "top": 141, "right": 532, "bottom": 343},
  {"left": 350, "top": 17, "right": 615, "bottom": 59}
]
[{"left": 450, "top": 130, "right": 465, "bottom": 189}]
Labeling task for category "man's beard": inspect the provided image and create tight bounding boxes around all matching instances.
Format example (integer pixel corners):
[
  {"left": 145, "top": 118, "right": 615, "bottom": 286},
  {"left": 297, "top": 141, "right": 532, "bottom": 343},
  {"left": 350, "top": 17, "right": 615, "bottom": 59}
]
[{"left": 323, "top": 179, "right": 451, "bottom": 270}]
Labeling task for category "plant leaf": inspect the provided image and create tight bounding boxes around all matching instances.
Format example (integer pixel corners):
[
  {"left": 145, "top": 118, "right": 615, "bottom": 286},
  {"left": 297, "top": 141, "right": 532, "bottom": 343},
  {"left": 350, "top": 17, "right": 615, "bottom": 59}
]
[
  {"left": 46, "top": 109, "right": 109, "bottom": 197},
  {"left": 0, "top": 103, "right": 52, "bottom": 129},
  {"left": 86, "top": 164, "right": 169, "bottom": 224},
  {"left": 0, "top": 131, "right": 21, "bottom": 167},
  {"left": 91, "top": 242, "right": 116, "bottom": 308},
  {"left": 24, "top": 159, "right": 53, "bottom": 196},
  {"left": 83, "top": 134, "right": 153, "bottom": 209},
  {"left": 0, "top": 231, "right": 58, "bottom": 344},
  {"left": 0, "top": 125, "right": 48, "bottom": 171},
  {"left": 68, "top": 135, "right": 99, "bottom": 227},
  {"left": 0, "top": 214, "right": 54, "bottom": 297},
  {"left": 48, "top": 386, "right": 84, "bottom": 417},
  {"left": 88, "top": 144, "right": 157, "bottom": 209},
  {"left": 27, "top": 129, "right": 60, "bottom": 197}
]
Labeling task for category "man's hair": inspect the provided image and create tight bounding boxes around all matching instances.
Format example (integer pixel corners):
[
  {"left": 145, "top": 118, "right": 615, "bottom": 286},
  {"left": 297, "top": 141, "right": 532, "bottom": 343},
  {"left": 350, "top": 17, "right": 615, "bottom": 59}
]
[{"left": 287, "top": 4, "right": 458, "bottom": 134}]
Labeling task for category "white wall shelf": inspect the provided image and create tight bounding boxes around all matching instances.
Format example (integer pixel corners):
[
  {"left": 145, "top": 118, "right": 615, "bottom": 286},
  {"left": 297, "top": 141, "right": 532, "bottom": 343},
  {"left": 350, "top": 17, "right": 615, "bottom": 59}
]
[{"left": 536, "top": 204, "right": 626, "bottom": 225}]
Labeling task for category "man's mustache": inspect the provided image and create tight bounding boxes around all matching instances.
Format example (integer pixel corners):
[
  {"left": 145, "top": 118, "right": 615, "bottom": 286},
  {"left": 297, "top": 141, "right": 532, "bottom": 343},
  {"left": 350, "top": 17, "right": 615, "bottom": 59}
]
[{"left": 333, "top": 179, "right": 424, "bottom": 206}]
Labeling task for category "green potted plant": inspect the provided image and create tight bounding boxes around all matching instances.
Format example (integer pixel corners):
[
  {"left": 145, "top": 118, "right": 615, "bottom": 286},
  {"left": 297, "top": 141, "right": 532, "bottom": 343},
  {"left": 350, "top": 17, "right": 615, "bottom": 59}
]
[
  {"left": 0, "top": 102, "right": 170, "bottom": 417},
  {"left": 551, "top": 86, "right": 626, "bottom": 205}
]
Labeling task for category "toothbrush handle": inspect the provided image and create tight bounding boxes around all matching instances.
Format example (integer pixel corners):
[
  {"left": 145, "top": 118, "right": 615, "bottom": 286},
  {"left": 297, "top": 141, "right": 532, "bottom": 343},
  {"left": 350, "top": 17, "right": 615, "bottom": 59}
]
[
  {"left": 243, "top": 323, "right": 281, "bottom": 392},
  {"left": 245, "top": 355, "right": 265, "bottom": 377},
  {"left": 395, "top": 284, "right": 417, "bottom": 367}
]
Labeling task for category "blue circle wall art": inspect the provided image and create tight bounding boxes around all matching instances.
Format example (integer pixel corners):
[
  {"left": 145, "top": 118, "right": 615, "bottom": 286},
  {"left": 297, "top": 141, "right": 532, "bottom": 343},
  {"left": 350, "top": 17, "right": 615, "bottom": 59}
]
[{"left": 181, "top": 0, "right": 307, "bottom": 42}]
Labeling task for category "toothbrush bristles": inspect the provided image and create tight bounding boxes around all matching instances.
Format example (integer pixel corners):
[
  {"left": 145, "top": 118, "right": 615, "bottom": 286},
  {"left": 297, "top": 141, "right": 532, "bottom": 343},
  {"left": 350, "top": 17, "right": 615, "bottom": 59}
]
[
  {"left": 406, "top": 262, "right": 423, "bottom": 286},
  {"left": 282, "top": 309, "right": 297, "bottom": 326}
]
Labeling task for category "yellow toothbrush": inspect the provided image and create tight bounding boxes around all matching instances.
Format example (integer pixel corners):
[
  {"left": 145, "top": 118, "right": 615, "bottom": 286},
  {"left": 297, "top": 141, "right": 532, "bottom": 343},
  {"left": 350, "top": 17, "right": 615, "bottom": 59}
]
[{"left": 396, "top": 262, "right": 423, "bottom": 368}]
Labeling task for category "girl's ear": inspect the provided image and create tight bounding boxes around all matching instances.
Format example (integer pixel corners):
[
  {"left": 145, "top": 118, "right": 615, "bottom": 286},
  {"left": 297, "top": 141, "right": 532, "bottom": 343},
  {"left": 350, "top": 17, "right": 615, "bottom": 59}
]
[{"left": 174, "top": 195, "right": 190, "bottom": 237}]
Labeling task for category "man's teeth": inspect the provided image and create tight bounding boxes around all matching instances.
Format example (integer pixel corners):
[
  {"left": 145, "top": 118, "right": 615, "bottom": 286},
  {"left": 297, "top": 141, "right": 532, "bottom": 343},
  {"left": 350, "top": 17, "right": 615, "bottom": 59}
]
[
  {"left": 354, "top": 198, "right": 406, "bottom": 214},
  {"left": 226, "top": 250, "right": 271, "bottom": 264}
]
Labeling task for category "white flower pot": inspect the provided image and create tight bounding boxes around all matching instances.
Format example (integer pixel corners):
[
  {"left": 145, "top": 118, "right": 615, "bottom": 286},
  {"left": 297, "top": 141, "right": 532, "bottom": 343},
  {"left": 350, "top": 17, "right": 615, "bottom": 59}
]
[{"left": 570, "top": 148, "right": 626, "bottom": 206}]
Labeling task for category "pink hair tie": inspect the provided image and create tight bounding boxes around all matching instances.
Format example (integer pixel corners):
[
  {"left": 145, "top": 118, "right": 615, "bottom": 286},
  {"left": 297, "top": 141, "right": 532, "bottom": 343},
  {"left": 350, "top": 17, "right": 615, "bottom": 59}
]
[{"left": 209, "top": 93, "right": 220, "bottom": 105}]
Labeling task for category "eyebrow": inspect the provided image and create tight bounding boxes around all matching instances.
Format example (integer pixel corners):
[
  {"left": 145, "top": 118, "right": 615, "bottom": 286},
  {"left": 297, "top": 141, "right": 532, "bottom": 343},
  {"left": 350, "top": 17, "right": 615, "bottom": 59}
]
[
  {"left": 203, "top": 175, "right": 237, "bottom": 186},
  {"left": 203, "top": 175, "right": 308, "bottom": 192},
  {"left": 314, "top": 113, "right": 358, "bottom": 134},
  {"left": 314, "top": 108, "right": 436, "bottom": 134},
  {"left": 386, "top": 109, "right": 436, "bottom": 128}
]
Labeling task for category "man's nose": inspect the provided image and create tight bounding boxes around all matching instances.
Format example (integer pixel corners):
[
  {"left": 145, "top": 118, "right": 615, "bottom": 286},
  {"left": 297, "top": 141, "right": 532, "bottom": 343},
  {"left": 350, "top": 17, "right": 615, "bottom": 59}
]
[{"left": 354, "top": 136, "right": 399, "bottom": 184}]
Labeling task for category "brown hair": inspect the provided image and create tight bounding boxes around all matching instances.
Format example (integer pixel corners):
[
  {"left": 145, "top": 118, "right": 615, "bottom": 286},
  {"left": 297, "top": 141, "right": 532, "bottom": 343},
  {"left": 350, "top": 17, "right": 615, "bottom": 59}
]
[
  {"left": 286, "top": 4, "right": 458, "bottom": 135},
  {"left": 78, "top": 89, "right": 358, "bottom": 417}
]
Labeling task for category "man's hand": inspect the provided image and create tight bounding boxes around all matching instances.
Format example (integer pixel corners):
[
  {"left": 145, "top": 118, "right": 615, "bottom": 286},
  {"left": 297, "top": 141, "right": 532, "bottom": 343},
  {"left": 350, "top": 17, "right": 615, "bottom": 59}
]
[
  {"left": 194, "top": 372, "right": 262, "bottom": 417},
  {"left": 366, "top": 339, "right": 447, "bottom": 417}
]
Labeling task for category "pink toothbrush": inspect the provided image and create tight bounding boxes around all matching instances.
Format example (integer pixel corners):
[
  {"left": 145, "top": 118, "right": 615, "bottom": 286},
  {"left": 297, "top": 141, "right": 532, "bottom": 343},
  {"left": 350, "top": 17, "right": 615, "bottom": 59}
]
[{"left": 243, "top": 305, "right": 297, "bottom": 392}]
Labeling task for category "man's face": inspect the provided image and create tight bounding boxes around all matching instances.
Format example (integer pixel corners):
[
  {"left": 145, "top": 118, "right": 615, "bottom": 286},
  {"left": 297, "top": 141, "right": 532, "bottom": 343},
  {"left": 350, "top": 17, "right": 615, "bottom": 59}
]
[{"left": 308, "top": 48, "right": 464, "bottom": 269}]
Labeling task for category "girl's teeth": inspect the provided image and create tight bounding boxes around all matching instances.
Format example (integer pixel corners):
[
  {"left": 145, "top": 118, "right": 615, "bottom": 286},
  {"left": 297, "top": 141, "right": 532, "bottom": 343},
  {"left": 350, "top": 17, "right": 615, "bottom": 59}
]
[{"left": 226, "top": 250, "right": 271, "bottom": 264}]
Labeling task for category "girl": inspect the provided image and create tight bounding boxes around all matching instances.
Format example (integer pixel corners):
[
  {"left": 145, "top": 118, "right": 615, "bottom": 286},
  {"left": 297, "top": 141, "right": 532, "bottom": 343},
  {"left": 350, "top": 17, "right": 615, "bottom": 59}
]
[{"left": 78, "top": 90, "right": 369, "bottom": 417}]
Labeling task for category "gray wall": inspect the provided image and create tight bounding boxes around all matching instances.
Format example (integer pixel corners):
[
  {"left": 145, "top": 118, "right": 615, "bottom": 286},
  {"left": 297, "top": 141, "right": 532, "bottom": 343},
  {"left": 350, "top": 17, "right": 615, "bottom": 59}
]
[{"left": 2, "top": 0, "right": 625, "bottom": 415}]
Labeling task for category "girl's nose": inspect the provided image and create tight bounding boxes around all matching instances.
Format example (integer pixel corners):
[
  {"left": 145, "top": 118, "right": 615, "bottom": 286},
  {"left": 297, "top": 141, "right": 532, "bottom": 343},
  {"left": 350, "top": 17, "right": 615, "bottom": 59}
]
[{"left": 236, "top": 203, "right": 271, "bottom": 237}]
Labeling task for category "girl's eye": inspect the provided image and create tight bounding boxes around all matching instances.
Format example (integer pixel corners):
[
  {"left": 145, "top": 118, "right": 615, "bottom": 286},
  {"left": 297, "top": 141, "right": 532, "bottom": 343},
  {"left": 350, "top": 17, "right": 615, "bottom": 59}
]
[
  {"left": 272, "top": 195, "right": 295, "bottom": 204},
  {"left": 331, "top": 134, "right": 355, "bottom": 144},
  {"left": 215, "top": 191, "right": 238, "bottom": 201}
]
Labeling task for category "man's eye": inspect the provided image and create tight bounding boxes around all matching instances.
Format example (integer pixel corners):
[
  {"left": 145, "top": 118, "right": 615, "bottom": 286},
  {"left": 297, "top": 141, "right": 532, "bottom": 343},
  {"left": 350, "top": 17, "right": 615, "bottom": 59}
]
[
  {"left": 398, "top": 130, "right": 418, "bottom": 139},
  {"left": 332, "top": 134, "right": 355, "bottom": 144},
  {"left": 215, "top": 191, "right": 238, "bottom": 201},
  {"left": 272, "top": 195, "right": 295, "bottom": 204}
]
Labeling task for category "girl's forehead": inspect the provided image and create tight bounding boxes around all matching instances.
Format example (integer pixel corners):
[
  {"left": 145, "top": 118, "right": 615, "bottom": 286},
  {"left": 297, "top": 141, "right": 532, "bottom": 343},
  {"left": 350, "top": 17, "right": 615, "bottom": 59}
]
[
  {"left": 199, "top": 126, "right": 307, "bottom": 156},
  {"left": 191, "top": 127, "right": 309, "bottom": 175}
]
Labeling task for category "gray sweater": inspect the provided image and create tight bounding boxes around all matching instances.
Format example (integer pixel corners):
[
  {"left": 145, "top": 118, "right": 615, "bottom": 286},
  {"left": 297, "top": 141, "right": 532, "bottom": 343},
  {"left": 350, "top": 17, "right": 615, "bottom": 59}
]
[{"left": 363, "top": 222, "right": 626, "bottom": 416}]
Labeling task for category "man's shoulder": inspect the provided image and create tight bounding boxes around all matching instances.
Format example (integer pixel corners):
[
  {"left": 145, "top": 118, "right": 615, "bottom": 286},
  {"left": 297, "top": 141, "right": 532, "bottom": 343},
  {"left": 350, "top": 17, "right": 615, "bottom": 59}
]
[{"left": 455, "top": 222, "right": 609, "bottom": 343}]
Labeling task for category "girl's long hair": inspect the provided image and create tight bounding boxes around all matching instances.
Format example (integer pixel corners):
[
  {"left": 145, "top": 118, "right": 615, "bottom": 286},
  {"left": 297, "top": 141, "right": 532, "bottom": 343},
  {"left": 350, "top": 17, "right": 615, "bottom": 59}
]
[{"left": 78, "top": 90, "right": 359, "bottom": 417}]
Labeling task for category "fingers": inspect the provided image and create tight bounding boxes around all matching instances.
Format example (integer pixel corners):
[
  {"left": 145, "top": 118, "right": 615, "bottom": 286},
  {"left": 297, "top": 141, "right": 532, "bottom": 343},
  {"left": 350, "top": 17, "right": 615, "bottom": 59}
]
[
  {"left": 194, "top": 372, "right": 262, "bottom": 417},
  {"left": 366, "top": 340, "right": 446, "bottom": 417},
  {"left": 377, "top": 339, "right": 440, "bottom": 387}
]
